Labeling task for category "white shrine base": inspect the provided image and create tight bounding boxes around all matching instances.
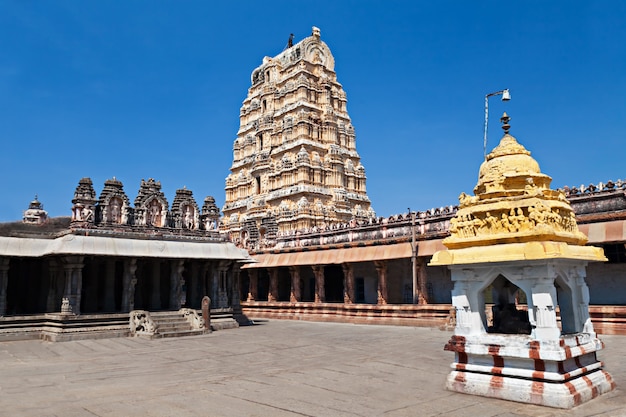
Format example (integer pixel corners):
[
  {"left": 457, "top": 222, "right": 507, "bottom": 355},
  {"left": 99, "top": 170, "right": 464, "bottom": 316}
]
[{"left": 444, "top": 333, "right": 616, "bottom": 409}]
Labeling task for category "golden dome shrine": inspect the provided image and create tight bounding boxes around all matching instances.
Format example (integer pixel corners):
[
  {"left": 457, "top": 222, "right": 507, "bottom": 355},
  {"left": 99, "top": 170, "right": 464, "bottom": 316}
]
[{"left": 431, "top": 113, "right": 605, "bottom": 265}]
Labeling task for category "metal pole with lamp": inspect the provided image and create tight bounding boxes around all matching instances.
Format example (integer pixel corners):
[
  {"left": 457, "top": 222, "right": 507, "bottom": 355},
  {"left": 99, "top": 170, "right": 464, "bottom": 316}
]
[
  {"left": 409, "top": 208, "right": 418, "bottom": 304},
  {"left": 484, "top": 89, "right": 511, "bottom": 158}
]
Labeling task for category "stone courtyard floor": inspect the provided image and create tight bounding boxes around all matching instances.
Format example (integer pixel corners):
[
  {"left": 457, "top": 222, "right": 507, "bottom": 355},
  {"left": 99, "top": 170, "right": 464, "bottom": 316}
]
[{"left": 1, "top": 320, "right": 625, "bottom": 417}]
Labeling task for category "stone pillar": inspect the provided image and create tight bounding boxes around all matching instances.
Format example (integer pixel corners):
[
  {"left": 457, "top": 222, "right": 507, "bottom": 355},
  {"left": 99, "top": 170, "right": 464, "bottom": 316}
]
[
  {"left": 247, "top": 269, "right": 258, "bottom": 302},
  {"left": 374, "top": 260, "right": 388, "bottom": 305},
  {"left": 202, "top": 295, "right": 211, "bottom": 330},
  {"left": 417, "top": 257, "right": 429, "bottom": 304},
  {"left": 289, "top": 266, "right": 301, "bottom": 302},
  {"left": 61, "top": 256, "right": 85, "bottom": 315},
  {"left": 231, "top": 264, "right": 241, "bottom": 309},
  {"left": 216, "top": 261, "right": 230, "bottom": 308},
  {"left": 312, "top": 265, "right": 325, "bottom": 303},
  {"left": 103, "top": 258, "right": 116, "bottom": 312},
  {"left": 121, "top": 258, "right": 137, "bottom": 312},
  {"left": 150, "top": 261, "right": 162, "bottom": 310},
  {"left": 529, "top": 280, "right": 560, "bottom": 341},
  {"left": 46, "top": 259, "right": 60, "bottom": 313},
  {"left": 268, "top": 269, "right": 279, "bottom": 302},
  {"left": 341, "top": 263, "right": 355, "bottom": 304},
  {"left": 211, "top": 266, "right": 219, "bottom": 305},
  {"left": 0, "top": 257, "right": 9, "bottom": 316},
  {"left": 169, "top": 260, "right": 185, "bottom": 310}
]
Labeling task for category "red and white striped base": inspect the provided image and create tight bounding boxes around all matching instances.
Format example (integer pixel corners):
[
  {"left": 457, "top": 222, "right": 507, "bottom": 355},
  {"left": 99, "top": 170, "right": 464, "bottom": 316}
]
[{"left": 444, "top": 334, "right": 616, "bottom": 408}]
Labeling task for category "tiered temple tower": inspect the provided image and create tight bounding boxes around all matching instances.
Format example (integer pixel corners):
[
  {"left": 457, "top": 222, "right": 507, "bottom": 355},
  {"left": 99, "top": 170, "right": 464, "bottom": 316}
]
[{"left": 222, "top": 27, "right": 375, "bottom": 248}]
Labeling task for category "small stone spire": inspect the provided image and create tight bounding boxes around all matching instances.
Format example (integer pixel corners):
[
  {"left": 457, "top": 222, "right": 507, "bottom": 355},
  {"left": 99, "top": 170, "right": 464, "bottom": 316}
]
[{"left": 500, "top": 112, "right": 511, "bottom": 134}]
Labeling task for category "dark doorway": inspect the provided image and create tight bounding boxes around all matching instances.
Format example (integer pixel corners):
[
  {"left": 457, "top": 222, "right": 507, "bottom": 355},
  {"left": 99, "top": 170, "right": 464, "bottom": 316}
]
[
  {"left": 257, "top": 269, "right": 269, "bottom": 301},
  {"left": 278, "top": 268, "right": 291, "bottom": 301},
  {"left": 324, "top": 265, "right": 344, "bottom": 302},
  {"left": 240, "top": 270, "right": 250, "bottom": 301}
]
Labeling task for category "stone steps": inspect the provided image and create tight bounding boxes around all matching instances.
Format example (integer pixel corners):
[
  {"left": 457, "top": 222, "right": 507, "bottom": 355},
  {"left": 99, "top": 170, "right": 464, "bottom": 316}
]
[{"left": 141, "top": 311, "right": 199, "bottom": 339}]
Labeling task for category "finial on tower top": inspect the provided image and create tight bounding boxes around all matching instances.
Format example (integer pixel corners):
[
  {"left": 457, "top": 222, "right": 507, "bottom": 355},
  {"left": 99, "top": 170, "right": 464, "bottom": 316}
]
[
  {"left": 312, "top": 26, "right": 320, "bottom": 39},
  {"left": 500, "top": 112, "right": 511, "bottom": 134}
]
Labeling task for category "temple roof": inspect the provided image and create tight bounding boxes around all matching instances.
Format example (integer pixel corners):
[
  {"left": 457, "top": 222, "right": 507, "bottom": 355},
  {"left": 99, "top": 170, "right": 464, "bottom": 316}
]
[
  {"left": 431, "top": 113, "right": 606, "bottom": 265},
  {"left": 0, "top": 234, "right": 250, "bottom": 260}
]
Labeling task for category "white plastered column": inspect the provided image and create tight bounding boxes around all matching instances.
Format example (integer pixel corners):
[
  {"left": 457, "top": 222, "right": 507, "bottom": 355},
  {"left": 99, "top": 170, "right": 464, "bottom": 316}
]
[{"left": 449, "top": 268, "right": 488, "bottom": 336}]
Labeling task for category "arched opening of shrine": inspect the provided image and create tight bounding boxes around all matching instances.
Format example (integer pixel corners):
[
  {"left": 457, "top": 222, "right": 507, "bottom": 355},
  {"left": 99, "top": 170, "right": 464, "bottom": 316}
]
[{"left": 481, "top": 274, "right": 530, "bottom": 335}]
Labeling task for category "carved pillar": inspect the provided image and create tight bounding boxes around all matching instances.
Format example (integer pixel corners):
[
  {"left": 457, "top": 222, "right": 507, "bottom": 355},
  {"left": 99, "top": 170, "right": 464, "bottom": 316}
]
[
  {"left": 46, "top": 259, "right": 60, "bottom": 312},
  {"left": 216, "top": 261, "right": 231, "bottom": 308},
  {"left": 312, "top": 265, "right": 325, "bottom": 303},
  {"left": 268, "top": 269, "right": 279, "bottom": 302},
  {"left": 341, "top": 263, "right": 355, "bottom": 304},
  {"left": 289, "top": 266, "right": 301, "bottom": 302},
  {"left": 231, "top": 264, "right": 241, "bottom": 308},
  {"left": 574, "top": 267, "right": 594, "bottom": 334},
  {"left": 417, "top": 257, "right": 429, "bottom": 304},
  {"left": 247, "top": 269, "right": 258, "bottom": 302},
  {"left": 529, "top": 280, "right": 560, "bottom": 341},
  {"left": 169, "top": 260, "right": 185, "bottom": 310},
  {"left": 121, "top": 258, "right": 137, "bottom": 312},
  {"left": 103, "top": 258, "right": 116, "bottom": 311},
  {"left": 0, "top": 258, "right": 9, "bottom": 316},
  {"left": 211, "top": 266, "right": 219, "bottom": 306},
  {"left": 150, "top": 261, "right": 162, "bottom": 310},
  {"left": 61, "top": 256, "right": 84, "bottom": 315},
  {"left": 374, "top": 260, "right": 388, "bottom": 305}
]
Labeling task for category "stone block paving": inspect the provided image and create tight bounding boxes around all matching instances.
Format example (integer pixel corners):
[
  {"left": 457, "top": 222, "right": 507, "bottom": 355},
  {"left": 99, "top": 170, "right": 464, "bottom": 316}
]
[{"left": 0, "top": 320, "right": 625, "bottom": 417}]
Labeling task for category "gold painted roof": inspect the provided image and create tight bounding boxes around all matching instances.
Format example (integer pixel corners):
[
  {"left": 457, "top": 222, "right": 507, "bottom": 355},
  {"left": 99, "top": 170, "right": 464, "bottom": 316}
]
[{"left": 442, "top": 113, "right": 590, "bottom": 251}]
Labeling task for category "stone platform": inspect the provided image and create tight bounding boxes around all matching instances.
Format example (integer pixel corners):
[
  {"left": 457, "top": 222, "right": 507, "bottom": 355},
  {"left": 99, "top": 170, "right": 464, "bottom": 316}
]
[{"left": 1, "top": 320, "right": 625, "bottom": 416}]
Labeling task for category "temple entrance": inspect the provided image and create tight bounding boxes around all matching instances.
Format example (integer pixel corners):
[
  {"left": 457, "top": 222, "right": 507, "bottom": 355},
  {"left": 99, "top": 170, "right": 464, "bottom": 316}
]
[
  {"left": 134, "top": 260, "right": 173, "bottom": 311},
  {"left": 324, "top": 265, "right": 344, "bottom": 302},
  {"left": 483, "top": 274, "right": 530, "bottom": 335}
]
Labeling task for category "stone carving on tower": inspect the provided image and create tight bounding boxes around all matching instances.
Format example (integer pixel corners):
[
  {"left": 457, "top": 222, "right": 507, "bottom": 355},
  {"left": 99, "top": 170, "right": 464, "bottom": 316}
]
[
  {"left": 222, "top": 27, "right": 375, "bottom": 248},
  {"left": 171, "top": 187, "right": 200, "bottom": 230},
  {"left": 133, "top": 178, "right": 169, "bottom": 227},
  {"left": 71, "top": 177, "right": 97, "bottom": 224},
  {"left": 96, "top": 177, "right": 131, "bottom": 225},
  {"left": 201, "top": 196, "right": 220, "bottom": 231},
  {"left": 67, "top": 177, "right": 220, "bottom": 234}
]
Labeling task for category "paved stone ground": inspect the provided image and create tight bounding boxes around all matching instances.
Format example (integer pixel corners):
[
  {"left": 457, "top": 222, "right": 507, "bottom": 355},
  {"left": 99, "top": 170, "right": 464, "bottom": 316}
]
[{"left": 1, "top": 320, "right": 624, "bottom": 417}]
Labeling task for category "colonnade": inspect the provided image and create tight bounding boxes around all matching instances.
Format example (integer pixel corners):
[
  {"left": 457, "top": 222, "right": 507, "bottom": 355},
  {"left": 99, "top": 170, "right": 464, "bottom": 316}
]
[
  {"left": 243, "top": 258, "right": 431, "bottom": 305},
  {"left": 0, "top": 256, "right": 239, "bottom": 317}
]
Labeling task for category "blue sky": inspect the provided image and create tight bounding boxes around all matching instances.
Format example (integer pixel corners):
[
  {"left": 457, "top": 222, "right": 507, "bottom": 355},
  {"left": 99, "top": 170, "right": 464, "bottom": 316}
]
[{"left": 1, "top": 1, "right": 625, "bottom": 222}]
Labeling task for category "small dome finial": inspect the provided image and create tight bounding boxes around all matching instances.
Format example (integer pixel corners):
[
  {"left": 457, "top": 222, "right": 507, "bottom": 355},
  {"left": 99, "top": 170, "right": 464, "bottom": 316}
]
[{"left": 500, "top": 112, "right": 511, "bottom": 134}]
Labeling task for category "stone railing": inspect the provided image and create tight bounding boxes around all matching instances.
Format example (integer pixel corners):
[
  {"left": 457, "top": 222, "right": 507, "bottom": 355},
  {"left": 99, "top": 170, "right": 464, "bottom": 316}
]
[
  {"left": 129, "top": 310, "right": 157, "bottom": 336},
  {"left": 560, "top": 178, "right": 626, "bottom": 197},
  {"left": 269, "top": 206, "right": 457, "bottom": 250},
  {"left": 180, "top": 308, "right": 205, "bottom": 330},
  {"left": 560, "top": 178, "right": 626, "bottom": 219}
]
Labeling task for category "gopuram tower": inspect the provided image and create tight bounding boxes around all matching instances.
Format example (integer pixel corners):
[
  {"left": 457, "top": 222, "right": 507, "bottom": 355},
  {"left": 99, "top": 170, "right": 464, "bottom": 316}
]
[
  {"left": 222, "top": 27, "right": 375, "bottom": 248},
  {"left": 431, "top": 113, "right": 615, "bottom": 408}
]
